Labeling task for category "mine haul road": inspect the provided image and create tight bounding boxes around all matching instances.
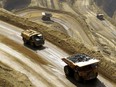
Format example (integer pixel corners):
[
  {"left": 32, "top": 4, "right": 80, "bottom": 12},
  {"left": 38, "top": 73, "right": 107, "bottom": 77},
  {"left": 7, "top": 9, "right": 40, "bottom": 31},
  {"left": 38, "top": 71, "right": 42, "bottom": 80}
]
[
  {"left": 0, "top": 20, "right": 73, "bottom": 87},
  {"left": 0, "top": 19, "right": 114, "bottom": 87}
]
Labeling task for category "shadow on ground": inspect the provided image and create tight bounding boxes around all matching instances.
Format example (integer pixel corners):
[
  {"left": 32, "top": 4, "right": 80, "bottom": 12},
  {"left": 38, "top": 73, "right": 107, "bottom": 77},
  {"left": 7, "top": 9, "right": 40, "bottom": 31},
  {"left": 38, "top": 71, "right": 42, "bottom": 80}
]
[
  {"left": 66, "top": 76, "right": 106, "bottom": 87},
  {"left": 24, "top": 44, "right": 46, "bottom": 51}
]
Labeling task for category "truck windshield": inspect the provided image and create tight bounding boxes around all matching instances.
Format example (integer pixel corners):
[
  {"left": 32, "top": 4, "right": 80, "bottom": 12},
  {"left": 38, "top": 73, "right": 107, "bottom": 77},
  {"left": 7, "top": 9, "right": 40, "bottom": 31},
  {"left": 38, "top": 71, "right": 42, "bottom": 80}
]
[{"left": 34, "top": 35, "right": 43, "bottom": 40}]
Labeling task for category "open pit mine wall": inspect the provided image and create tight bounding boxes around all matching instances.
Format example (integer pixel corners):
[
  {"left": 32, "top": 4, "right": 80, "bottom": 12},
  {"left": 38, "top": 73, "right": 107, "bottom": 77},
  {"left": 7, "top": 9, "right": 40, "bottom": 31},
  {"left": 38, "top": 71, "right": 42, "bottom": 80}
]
[
  {"left": 0, "top": 8, "right": 115, "bottom": 82},
  {"left": 2, "top": 0, "right": 31, "bottom": 10},
  {"left": 2, "top": 0, "right": 62, "bottom": 10},
  {"left": 94, "top": 0, "right": 116, "bottom": 17}
]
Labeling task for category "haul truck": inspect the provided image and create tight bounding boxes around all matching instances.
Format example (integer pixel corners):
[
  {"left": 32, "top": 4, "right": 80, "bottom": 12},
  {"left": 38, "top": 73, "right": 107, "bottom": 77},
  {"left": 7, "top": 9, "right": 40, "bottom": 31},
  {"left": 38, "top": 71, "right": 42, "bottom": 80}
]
[
  {"left": 42, "top": 12, "right": 52, "bottom": 21},
  {"left": 21, "top": 29, "right": 45, "bottom": 47},
  {"left": 97, "top": 14, "right": 104, "bottom": 20},
  {"left": 62, "top": 53, "right": 99, "bottom": 82}
]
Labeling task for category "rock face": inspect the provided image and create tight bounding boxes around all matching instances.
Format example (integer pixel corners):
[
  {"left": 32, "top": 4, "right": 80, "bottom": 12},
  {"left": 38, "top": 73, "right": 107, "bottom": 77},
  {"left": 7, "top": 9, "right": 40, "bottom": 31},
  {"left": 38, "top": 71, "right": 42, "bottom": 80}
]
[
  {"left": 112, "top": 11, "right": 116, "bottom": 21},
  {"left": 3, "top": 0, "right": 31, "bottom": 10},
  {"left": 33, "top": 0, "right": 62, "bottom": 10},
  {"left": 94, "top": 0, "right": 116, "bottom": 17}
]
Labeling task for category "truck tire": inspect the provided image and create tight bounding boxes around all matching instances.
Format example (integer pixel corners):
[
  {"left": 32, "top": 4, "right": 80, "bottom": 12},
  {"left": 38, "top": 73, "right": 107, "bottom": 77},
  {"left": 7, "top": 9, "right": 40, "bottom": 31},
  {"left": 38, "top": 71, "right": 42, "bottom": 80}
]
[
  {"left": 64, "top": 65, "right": 74, "bottom": 77},
  {"left": 74, "top": 72, "right": 81, "bottom": 82},
  {"left": 94, "top": 72, "right": 98, "bottom": 79},
  {"left": 30, "top": 42, "right": 35, "bottom": 47},
  {"left": 23, "top": 38, "right": 27, "bottom": 44}
]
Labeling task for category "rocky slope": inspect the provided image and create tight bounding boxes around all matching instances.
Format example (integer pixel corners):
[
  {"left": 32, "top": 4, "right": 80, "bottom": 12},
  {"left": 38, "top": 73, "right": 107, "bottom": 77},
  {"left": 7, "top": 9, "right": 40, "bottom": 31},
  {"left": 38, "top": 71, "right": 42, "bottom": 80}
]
[
  {"left": 0, "top": 62, "right": 33, "bottom": 87},
  {"left": 113, "top": 12, "right": 116, "bottom": 21}
]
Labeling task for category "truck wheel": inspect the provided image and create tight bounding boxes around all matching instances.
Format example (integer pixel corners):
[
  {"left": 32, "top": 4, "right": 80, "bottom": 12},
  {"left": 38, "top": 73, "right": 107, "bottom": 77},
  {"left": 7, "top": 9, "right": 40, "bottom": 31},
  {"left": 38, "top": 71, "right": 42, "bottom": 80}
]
[
  {"left": 94, "top": 72, "right": 98, "bottom": 79},
  {"left": 30, "top": 42, "right": 35, "bottom": 47},
  {"left": 64, "top": 65, "right": 73, "bottom": 77},
  {"left": 38, "top": 45, "right": 43, "bottom": 48},
  {"left": 74, "top": 72, "right": 81, "bottom": 82},
  {"left": 96, "top": 72, "right": 98, "bottom": 77},
  {"left": 23, "top": 38, "right": 27, "bottom": 44}
]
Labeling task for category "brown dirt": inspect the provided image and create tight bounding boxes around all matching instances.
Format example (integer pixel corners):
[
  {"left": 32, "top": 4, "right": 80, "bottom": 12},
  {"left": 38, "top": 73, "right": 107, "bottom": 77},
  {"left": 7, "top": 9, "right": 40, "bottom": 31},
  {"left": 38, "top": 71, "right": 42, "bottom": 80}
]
[{"left": 0, "top": 62, "right": 34, "bottom": 87}]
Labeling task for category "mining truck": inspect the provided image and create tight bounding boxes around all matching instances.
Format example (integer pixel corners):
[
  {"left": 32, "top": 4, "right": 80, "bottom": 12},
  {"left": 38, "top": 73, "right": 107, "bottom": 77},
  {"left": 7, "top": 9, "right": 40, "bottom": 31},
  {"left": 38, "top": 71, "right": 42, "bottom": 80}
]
[
  {"left": 42, "top": 12, "right": 52, "bottom": 21},
  {"left": 21, "top": 29, "right": 45, "bottom": 47},
  {"left": 97, "top": 14, "right": 104, "bottom": 20},
  {"left": 62, "top": 53, "right": 99, "bottom": 82}
]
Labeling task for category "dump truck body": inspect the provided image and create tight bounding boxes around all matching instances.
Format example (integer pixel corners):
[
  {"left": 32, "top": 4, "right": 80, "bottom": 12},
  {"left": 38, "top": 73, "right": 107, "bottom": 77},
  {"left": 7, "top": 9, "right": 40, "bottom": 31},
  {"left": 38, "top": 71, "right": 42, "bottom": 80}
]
[
  {"left": 21, "top": 29, "right": 45, "bottom": 47},
  {"left": 62, "top": 53, "right": 99, "bottom": 81}
]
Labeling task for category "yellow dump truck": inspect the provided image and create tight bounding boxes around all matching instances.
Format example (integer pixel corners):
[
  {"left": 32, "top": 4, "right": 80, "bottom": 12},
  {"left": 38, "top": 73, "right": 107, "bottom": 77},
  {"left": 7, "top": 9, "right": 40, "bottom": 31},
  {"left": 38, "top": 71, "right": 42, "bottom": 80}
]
[
  {"left": 21, "top": 29, "right": 45, "bottom": 47},
  {"left": 62, "top": 53, "right": 99, "bottom": 82}
]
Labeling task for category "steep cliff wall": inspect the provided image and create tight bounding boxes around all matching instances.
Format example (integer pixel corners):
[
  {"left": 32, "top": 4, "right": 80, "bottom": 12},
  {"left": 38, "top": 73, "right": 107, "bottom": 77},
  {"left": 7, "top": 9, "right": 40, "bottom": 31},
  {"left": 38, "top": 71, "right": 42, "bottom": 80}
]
[
  {"left": 3, "top": 0, "right": 31, "bottom": 10},
  {"left": 1, "top": 0, "right": 116, "bottom": 18},
  {"left": 30, "top": 0, "right": 62, "bottom": 10},
  {"left": 112, "top": 11, "right": 116, "bottom": 22},
  {"left": 94, "top": 0, "right": 116, "bottom": 17}
]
